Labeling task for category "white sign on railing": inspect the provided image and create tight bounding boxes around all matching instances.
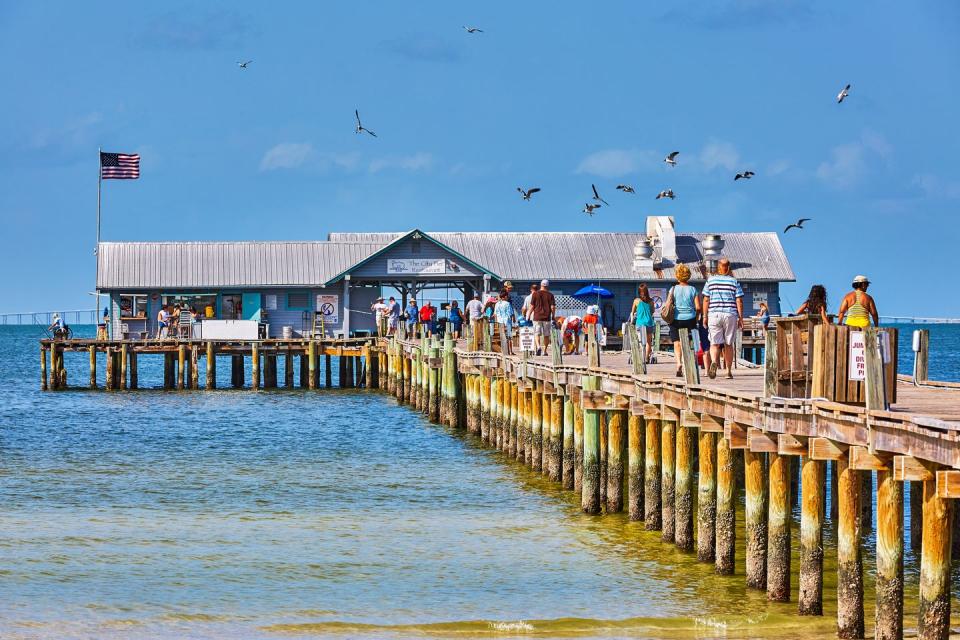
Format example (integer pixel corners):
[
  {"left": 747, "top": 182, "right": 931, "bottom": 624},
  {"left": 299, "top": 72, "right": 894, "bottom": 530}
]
[
  {"left": 849, "top": 331, "right": 866, "bottom": 381},
  {"left": 519, "top": 326, "right": 535, "bottom": 353},
  {"left": 386, "top": 258, "right": 447, "bottom": 275}
]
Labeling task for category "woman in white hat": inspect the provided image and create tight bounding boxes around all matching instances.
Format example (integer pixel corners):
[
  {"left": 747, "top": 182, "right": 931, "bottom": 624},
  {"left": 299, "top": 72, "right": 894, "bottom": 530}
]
[{"left": 837, "top": 275, "right": 878, "bottom": 328}]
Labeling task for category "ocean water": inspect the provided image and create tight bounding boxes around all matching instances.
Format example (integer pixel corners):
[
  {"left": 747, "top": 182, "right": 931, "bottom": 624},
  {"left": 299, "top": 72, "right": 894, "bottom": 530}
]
[{"left": 0, "top": 324, "right": 958, "bottom": 639}]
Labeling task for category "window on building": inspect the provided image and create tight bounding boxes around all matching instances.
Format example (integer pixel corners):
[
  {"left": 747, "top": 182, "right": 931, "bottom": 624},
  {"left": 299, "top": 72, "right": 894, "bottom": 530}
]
[
  {"left": 117, "top": 294, "right": 148, "bottom": 318},
  {"left": 287, "top": 291, "right": 310, "bottom": 310}
]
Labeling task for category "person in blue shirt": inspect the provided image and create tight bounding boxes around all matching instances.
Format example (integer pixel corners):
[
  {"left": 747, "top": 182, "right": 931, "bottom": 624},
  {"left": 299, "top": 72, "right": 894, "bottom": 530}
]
[
  {"left": 405, "top": 299, "right": 419, "bottom": 337},
  {"left": 667, "top": 264, "right": 701, "bottom": 377},
  {"left": 448, "top": 300, "right": 463, "bottom": 339},
  {"left": 630, "top": 285, "right": 655, "bottom": 364}
]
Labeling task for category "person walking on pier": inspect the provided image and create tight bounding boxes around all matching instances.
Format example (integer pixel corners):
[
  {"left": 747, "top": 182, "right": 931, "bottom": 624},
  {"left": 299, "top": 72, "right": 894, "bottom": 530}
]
[
  {"left": 419, "top": 301, "right": 436, "bottom": 338},
  {"left": 448, "top": 300, "right": 463, "bottom": 339},
  {"left": 387, "top": 297, "right": 401, "bottom": 336},
  {"left": 838, "top": 275, "right": 879, "bottom": 328},
  {"left": 665, "top": 265, "right": 700, "bottom": 377},
  {"left": 404, "top": 298, "right": 419, "bottom": 337},
  {"left": 631, "top": 284, "right": 656, "bottom": 365},
  {"left": 530, "top": 279, "right": 556, "bottom": 355},
  {"left": 702, "top": 258, "right": 743, "bottom": 379},
  {"left": 156, "top": 305, "right": 170, "bottom": 340},
  {"left": 494, "top": 290, "right": 517, "bottom": 355},
  {"left": 521, "top": 283, "right": 538, "bottom": 323},
  {"left": 372, "top": 297, "right": 388, "bottom": 337},
  {"left": 796, "top": 284, "right": 830, "bottom": 324}
]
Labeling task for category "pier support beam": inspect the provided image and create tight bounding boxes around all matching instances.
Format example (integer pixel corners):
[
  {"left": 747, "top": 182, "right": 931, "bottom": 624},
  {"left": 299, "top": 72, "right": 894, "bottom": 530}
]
[
  {"left": 675, "top": 424, "right": 694, "bottom": 552},
  {"left": 479, "top": 374, "right": 491, "bottom": 442},
  {"left": 119, "top": 344, "right": 128, "bottom": 390},
  {"left": 767, "top": 452, "right": 791, "bottom": 602},
  {"left": 187, "top": 348, "right": 195, "bottom": 390},
  {"left": 573, "top": 397, "right": 584, "bottom": 491},
  {"left": 911, "top": 481, "right": 923, "bottom": 552},
  {"left": 562, "top": 398, "right": 574, "bottom": 489},
  {"left": 89, "top": 345, "right": 97, "bottom": 389},
  {"left": 581, "top": 376, "right": 601, "bottom": 515},
  {"left": 428, "top": 342, "right": 440, "bottom": 423},
  {"left": 164, "top": 353, "right": 174, "bottom": 390},
  {"left": 628, "top": 415, "right": 645, "bottom": 521},
  {"left": 745, "top": 449, "right": 768, "bottom": 590},
  {"left": 661, "top": 420, "right": 676, "bottom": 543},
  {"left": 698, "top": 431, "right": 716, "bottom": 562},
  {"left": 918, "top": 477, "right": 952, "bottom": 640},
  {"left": 645, "top": 417, "right": 662, "bottom": 530},
  {"left": 542, "top": 394, "right": 552, "bottom": 475},
  {"left": 130, "top": 350, "right": 139, "bottom": 389},
  {"left": 716, "top": 435, "right": 736, "bottom": 575},
  {"left": 307, "top": 342, "right": 315, "bottom": 390},
  {"left": 177, "top": 346, "right": 186, "bottom": 390},
  {"left": 550, "top": 395, "right": 563, "bottom": 483},
  {"left": 252, "top": 344, "right": 260, "bottom": 390},
  {"left": 40, "top": 347, "right": 48, "bottom": 390},
  {"left": 232, "top": 354, "right": 244, "bottom": 388},
  {"left": 874, "top": 467, "right": 903, "bottom": 640},
  {"left": 285, "top": 350, "right": 295, "bottom": 388},
  {"left": 531, "top": 390, "right": 543, "bottom": 472},
  {"left": 837, "top": 457, "right": 864, "bottom": 639},
  {"left": 799, "top": 456, "right": 825, "bottom": 615},
  {"left": 441, "top": 338, "right": 456, "bottom": 426},
  {"left": 606, "top": 409, "right": 626, "bottom": 513},
  {"left": 206, "top": 342, "right": 216, "bottom": 389},
  {"left": 599, "top": 413, "right": 607, "bottom": 504},
  {"left": 105, "top": 347, "right": 113, "bottom": 390},
  {"left": 511, "top": 383, "right": 521, "bottom": 456},
  {"left": 299, "top": 352, "right": 308, "bottom": 388}
]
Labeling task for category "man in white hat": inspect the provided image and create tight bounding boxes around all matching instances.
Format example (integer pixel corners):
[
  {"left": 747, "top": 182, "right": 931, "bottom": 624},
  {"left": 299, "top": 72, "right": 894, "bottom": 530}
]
[
  {"left": 371, "top": 296, "right": 389, "bottom": 337},
  {"left": 838, "top": 275, "right": 879, "bottom": 328}
]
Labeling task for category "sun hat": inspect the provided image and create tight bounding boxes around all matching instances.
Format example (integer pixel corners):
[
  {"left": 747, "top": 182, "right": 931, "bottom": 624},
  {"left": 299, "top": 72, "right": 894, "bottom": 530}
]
[
  {"left": 852, "top": 275, "right": 870, "bottom": 284},
  {"left": 540, "top": 279, "right": 550, "bottom": 287}
]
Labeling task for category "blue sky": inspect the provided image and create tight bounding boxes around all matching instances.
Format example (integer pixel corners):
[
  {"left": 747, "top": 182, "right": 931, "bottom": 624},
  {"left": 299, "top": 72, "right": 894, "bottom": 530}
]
[{"left": 2, "top": 1, "right": 959, "bottom": 315}]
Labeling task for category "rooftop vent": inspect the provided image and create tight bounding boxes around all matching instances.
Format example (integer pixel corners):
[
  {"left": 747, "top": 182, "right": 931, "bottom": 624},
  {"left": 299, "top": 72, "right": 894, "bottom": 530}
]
[
  {"left": 701, "top": 234, "right": 725, "bottom": 272},
  {"left": 632, "top": 238, "right": 654, "bottom": 272}
]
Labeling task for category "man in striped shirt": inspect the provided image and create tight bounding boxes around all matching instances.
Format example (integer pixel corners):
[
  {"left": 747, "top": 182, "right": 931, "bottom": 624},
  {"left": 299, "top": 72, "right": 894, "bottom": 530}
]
[{"left": 701, "top": 257, "right": 744, "bottom": 379}]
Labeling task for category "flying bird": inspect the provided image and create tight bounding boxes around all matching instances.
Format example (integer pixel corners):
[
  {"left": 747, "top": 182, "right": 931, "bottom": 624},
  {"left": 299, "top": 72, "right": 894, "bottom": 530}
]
[
  {"left": 583, "top": 203, "right": 602, "bottom": 216},
  {"left": 664, "top": 151, "right": 680, "bottom": 166},
  {"left": 517, "top": 187, "right": 541, "bottom": 201},
  {"left": 655, "top": 189, "right": 676, "bottom": 200},
  {"left": 591, "top": 184, "right": 609, "bottom": 206},
  {"left": 237, "top": 60, "right": 253, "bottom": 69},
  {"left": 783, "top": 218, "right": 811, "bottom": 233},
  {"left": 463, "top": 26, "right": 484, "bottom": 33},
  {"left": 616, "top": 184, "right": 636, "bottom": 194},
  {"left": 734, "top": 171, "right": 755, "bottom": 181},
  {"left": 837, "top": 84, "right": 851, "bottom": 104},
  {"left": 354, "top": 110, "right": 377, "bottom": 137}
]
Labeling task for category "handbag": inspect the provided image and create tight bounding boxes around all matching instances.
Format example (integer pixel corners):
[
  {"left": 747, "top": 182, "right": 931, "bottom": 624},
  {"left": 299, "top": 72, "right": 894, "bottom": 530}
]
[{"left": 660, "top": 287, "right": 675, "bottom": 323}]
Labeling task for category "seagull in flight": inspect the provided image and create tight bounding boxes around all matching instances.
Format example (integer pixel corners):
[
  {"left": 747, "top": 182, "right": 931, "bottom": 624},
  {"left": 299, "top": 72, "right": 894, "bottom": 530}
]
[
  {"left": 583, "top": 203, "right": 602, "bottom": 216},
  {"left": 237, "top": 60, "right": 253, "bottom": 69},
  {"left": 616, "top": 184, "right": 636, "bottom": 194},
  {"left": 354, "top": 110, "right": 377, "bottom": 137},
  {"left": 517, "top": 187, "right": 540, "bottom": 201},
  {"left": 463, "top": 26, "right": 484, "bottom": 33},
  {"left": 734, "top": 171, "right": 755, "bottom": 181},
  {"left": 837, "top": 84, "right": 851, "bottom": 104},
  {"left": 664, "top": 151, "right": 680, "bottom": 166},
  {"left": 655, "top": 189, "right": 676, "bottom": 200},
  {"left": 783, "top": 218, "right": 811, "bottom": 233},
  {"left": 591, "top": 184, "right": 609, "bottom": 206}
]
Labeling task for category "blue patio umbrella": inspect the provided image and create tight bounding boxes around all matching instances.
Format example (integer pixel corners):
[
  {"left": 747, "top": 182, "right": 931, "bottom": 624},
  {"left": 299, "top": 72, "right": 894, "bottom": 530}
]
[{"left": 573, "top": 284, "right": 613, "bottom": 298}]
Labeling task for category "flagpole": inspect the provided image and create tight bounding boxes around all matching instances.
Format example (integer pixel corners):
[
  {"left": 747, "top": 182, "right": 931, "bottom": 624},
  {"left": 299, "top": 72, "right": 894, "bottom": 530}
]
[{"left": 96, "top": 147, "right": 101, "bottom": 325}]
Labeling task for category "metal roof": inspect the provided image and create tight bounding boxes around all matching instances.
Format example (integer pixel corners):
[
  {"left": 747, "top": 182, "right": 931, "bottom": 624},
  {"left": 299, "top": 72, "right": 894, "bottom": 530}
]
[
  {"left": 326, "top": 231, "right": 795, "bottom": 282},
  {"left": 96, "top": 241, "right": 383, "bottom": 289}
]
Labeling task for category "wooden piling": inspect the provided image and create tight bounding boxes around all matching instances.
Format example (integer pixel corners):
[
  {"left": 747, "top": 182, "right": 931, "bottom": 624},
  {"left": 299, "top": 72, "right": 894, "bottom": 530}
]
[
  {"left": 562, "top": 398, "right": 574, "bottom": 489},
  {"left": 861, "top": 471, "right": 873, "bottom": 532},
  {"left": 175, "top": 345, "right": 185, "bottom": 390},
  {"left": 799, "top": 456, "right": 825, "bottom": 615},
  {"left": 628, "top": 414, "right": 645, "bottom": 522},
  {"left": 767, "top": 452, "right": 791, "bottom": 602},
  {"left": 745, "top": 449, "right": 768, "bottom": 590},
  {"left": 606, "top": 409, "right": 626, "bottom": 512},
  {"left": 661, "top": 420, "right": 676, "bottom": 543},
  {"left": 511, "top": 383, "right": 521, "bottom": 456},
  {"left": 581, "top": 376, "right": 601, "bottom": 514},
  {"left": 441, "top": 338, "right": 456, "bottom": 426},
  {"left": 89, "top": 345, "right": 96, "bottom": 389},
  {"left": 305, "top": 341, "right": 315, "bottom": 390},
  {"left": 206, "top": 342, "right": 216, "bottom": 389},
  {"left": 542, "top": 393, "right": 552, "bottom": 475},
  {"left": 874, "top": 467, "right": 903, "bottom": 640},
  {"left": 531, "top": 390, "right": 543, "bottom": 472},
  {"left": 515, "top": 385, "right": 525, "bottom": 459},
  {"left": 163, "top": 353, "right": 174, "bottom": 390},
  {"left": 285, "top": 350, "right": 295, "bottom": 388},
  {"left": 574, "top": 397, "right": 584, "bottom": 491},
  {"left": 698, "top": 431, "right": 716, "bottom": 562},
  {"left": 645, "top": 417, "right": 662, "bottom": 530},
  {"left": 234, "top": 354, "right": 245, "bottom": 388},
  {"left": 118, "top": 344, "right": 127, "bottom": 389},
  {"left": 715, "top": 435, "right": 736, "bottom": 575},
  {"left": 428, "top": 341, "right": 440, "bottom": 423},
  {"left": 490, "top": 378, "right": 501, "bottom": 447},
  {"left": 479, "top": 374, "right": 491, "bottom": 442},
  {"left": 130, "top": 350, "right": 139, "bottom": 389},
  {"left": 918, "top": 477, "right": 952, "bottom": 640},
  {"left": 252, "top": 343, "right": 260, "bottom": 390},
  {"left": 911, "top": 480, "right": 923, "bottom": 552},
  {"left": 325, "top": 353, "right": 332, "bottom": 388},
  {"left": 675, "top": 424, "right": 694, "bottom": 551},
  {"left": 104, "top": 347, "right": 113, "bottom": 391},
  {"left": 837, "top": 457, "right": 864, "bottom": 639},
  {"left": 40, "top": 347, "right": 48, "bottom": 390},
  {"left": 522, "top": 389, "right": 532, "bottom": 460},
  {"left": 550, "top": 395, "right": 563, "bottom": 483},
  {"left": 299, "top": 352, "right": 308, "bottom": 388}
]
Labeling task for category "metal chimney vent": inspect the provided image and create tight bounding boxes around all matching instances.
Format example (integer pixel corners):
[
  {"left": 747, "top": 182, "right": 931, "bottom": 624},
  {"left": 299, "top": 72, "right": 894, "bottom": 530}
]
[
  {"left": 701, "top": 234, "right": 725, "bottom": 271},
  {"left": 632, "top": 238, "right": 654, "bottom": 271}
]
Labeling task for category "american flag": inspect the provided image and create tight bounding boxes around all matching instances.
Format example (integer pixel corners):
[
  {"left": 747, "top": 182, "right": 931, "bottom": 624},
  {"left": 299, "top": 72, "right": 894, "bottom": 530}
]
[{"left": 100, "top": 152, "right": 140, "bottom": 179}]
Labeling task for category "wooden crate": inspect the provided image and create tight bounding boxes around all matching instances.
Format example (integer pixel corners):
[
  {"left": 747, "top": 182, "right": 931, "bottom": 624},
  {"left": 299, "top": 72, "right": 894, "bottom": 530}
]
[
  {"left": 774, "top": 315, "right": 828, "bottom": 398},
  {"left": 811, "top": 325, "right": 897, "bottom": 405}
]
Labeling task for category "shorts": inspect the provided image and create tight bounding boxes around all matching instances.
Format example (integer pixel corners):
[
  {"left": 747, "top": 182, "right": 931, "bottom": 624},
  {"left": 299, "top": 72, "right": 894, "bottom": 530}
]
[
  {"left": 668, "top": 317, "right": 697, "bottom": 342},
  {"left": 708, "top": 314, "right": 738, "bottom": 346},
  {"left": 534, "top": 320, "right": 552, "bottom": 336},
  {"left": 388, "top": 316, "right": 398, "bottom": 329}
]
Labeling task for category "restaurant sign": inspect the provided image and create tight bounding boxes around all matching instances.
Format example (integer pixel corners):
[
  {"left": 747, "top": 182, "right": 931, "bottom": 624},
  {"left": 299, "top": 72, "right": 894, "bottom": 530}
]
[{"left": 386, "top": 258, "right": 447, "bottom": 275}]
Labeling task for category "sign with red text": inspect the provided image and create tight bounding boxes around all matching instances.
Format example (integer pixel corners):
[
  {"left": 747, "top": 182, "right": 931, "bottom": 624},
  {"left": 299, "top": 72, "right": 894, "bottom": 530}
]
[{"left": 848, "top": 331, "right": 865, "bottom": 381}]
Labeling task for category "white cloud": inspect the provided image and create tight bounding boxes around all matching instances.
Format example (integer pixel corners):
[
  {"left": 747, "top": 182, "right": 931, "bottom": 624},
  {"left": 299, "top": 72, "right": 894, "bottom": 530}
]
[
  {"left": 816, "top": 130, "right": 893, "bottom": 188},
  {"left": 575, "top": 148, "right": 658, "bottom": 178},
  {"left": 913, "top": 174, "right": 960, "bottom": 200},
  {"left": 698, "top": 140, "right": 740, "bottom": 172},
  {"left": 369, "top": 152, "right": 433, "bottom": 173},
  {"left": 260, "top": 143, "right": 313, "bottom": 171}
]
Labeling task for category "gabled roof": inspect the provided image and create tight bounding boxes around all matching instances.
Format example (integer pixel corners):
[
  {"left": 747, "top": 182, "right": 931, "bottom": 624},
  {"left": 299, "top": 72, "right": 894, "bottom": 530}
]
[
  {"left": 323, "top": 229, "right": 501, "bottom": 284},
  {"left": 326, "top": 231, "right": 796, "bottom": 282}
]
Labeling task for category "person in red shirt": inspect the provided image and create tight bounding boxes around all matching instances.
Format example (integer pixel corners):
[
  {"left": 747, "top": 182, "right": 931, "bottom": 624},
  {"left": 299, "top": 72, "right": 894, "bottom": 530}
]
[{"left": 419, "top": 301, "right": 435, "bottom": 337}]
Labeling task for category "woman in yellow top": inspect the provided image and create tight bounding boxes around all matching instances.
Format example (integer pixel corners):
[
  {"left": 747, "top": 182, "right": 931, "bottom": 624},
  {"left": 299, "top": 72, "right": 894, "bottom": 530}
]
[{"left": 837, "top": 275, "right": 879, "bottom": 328}]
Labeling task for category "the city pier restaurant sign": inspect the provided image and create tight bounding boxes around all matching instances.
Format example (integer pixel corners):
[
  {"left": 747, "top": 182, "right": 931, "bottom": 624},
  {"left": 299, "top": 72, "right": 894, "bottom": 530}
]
[{"left": 386, "top": 258, "right": 462, "bottom": 275}]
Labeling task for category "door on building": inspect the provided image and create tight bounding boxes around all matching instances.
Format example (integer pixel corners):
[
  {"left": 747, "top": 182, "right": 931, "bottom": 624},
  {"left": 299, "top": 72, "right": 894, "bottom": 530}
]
[{"left": 241, "top": 293, "right": 262, "bottom": 321}]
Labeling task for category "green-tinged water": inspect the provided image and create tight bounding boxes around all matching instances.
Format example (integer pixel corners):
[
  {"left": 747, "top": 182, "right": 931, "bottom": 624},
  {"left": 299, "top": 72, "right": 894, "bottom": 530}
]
[{"left": 1, "top": 325, "right": 959, "bottom": 638}]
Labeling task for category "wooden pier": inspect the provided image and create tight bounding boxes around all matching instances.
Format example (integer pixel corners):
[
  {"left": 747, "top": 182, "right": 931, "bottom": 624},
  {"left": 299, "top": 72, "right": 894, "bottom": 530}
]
[{"left": 38, "top": 323, "right": 960, "bottom": 639}]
